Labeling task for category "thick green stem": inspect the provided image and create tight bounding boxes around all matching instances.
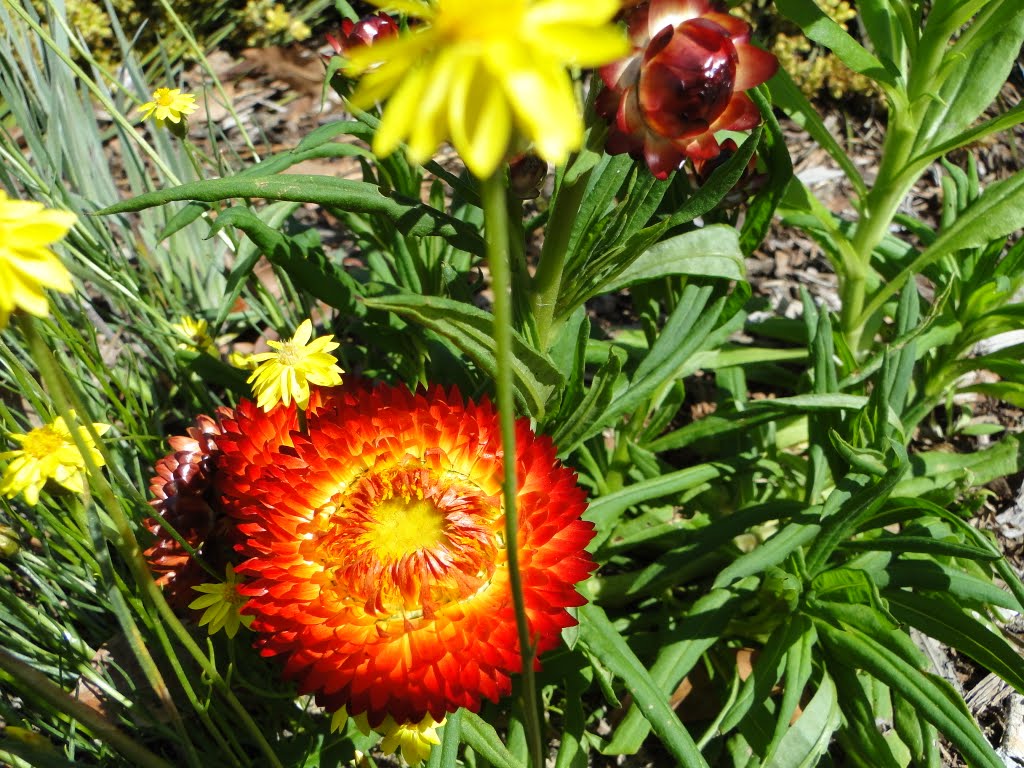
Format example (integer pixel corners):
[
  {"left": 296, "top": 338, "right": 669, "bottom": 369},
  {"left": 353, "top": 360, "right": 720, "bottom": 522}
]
[
  {"left": 482, "top": 173, "right": 544, "bottom": 768},
  {"left": 530, "top": 170, "right": 590, "bottom": 350},
  {"left": 841, "top": 115, "right": 919, "bottom": 352}
]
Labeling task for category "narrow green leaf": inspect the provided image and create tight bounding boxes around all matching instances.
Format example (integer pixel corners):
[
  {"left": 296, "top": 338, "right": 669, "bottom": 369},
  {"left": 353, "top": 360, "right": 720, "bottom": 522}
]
[
  {"left": 586, "top": 462, "right": 735, "bottom": 543},
  {"left": 362, "top": 293, "right": 562, "bottom": 418},
  {"left": 812, "top": 618, "right": 1004, "bottom": 768},
  {"left": 580, "top": 603, "right": 712, "bottom": 767},
  {"left": 774, "top": 0, "right": 899, "bottom": 86},
  {"left": 605, "top": 587, "right": 745, "bottom": 753},
  {"left": 460, "top": 712, "right": 525, "bottom": 768},
  {"left": 767, "top": 68, "right": 866, "bottom": 199},
  {"left": 764, "top": 672, "right": 840, "bottom": 768},
  {"left": 886, "top": 591, "right": 1024, "bottom": 696},
  {"left": 98, "top": 175, "right": 485, "bottom": 255},
  {"left": 602, "top": 225, "right": 745, "bottom": 292}
]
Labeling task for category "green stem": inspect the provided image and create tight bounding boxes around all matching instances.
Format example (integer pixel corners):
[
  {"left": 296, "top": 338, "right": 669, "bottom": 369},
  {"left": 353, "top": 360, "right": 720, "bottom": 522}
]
[
  {"left": 21, "top": 318, "right": 285, "bottom": 768},
  {"left": 530, "top": 170, "right": 590, "bottom": 350},
  {"left": 0, "top": 647, "right": 175, "bottom": 768},
  {"left": 481, "top": 173, "right": 544, "bottom": 768}
]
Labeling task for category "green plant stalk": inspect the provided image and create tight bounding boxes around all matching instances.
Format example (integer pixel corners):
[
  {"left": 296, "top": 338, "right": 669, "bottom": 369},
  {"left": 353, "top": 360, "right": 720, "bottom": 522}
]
[
  {"left": 21, "top": 318, "right": 285, "bottom": 768},
  {"left": 842, "top": 116, "right": 920, "bottom": 352},
  {"left": 530, "top": 169, "right": 590, "bottom": 350},
  {"left": 481, "top": 173, "right": 544, "bottom": 768},
  {"left": 0, "top": 647, "right": 175, "bottom": 768}
]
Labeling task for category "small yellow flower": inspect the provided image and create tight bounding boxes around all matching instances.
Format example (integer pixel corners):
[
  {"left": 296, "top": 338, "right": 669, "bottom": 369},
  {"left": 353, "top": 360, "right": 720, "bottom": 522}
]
[
  {"left": 228, "top": 350, "right": 258, "bottom": 370},
  {"left": 173, "top": 316, "right": 217, "bottom": 355},
  {"left": 378, "top": 714, "right": 445, "bottom": 767},
  {"left": 289, "top": 18, "right": 311, "bottom": 40},
  {"left": 329, "top": 706, "right": 372, "bottom": 735},
  {"left": 265, "top": 3, "right": 293, "bottom": 34},
  {"left": 346, "top": 0, "right": 628, "bottom": 178},
  {"left": 0, "top": 190, "right": 75, "bottom": 328},
  {"left": 0, "top": 414, "right": 111, "bottom": 506},
  {"left": 139, "top": 88, "right": 198, "bottom": 124},
  {"left": 247, "top": 319, "right": 344, "bottom": 411},
  {"left": 189, "top": 566, "right": 255, "bottom": 638}
]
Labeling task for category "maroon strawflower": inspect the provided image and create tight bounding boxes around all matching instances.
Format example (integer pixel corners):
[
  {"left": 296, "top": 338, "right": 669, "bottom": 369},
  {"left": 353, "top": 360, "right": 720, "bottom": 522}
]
[
  {"left": 598, "top": 0, "right": 778, "bottom": 179},
  {"left": 326, "top": 12, "right": 399, "bottom": 58}
]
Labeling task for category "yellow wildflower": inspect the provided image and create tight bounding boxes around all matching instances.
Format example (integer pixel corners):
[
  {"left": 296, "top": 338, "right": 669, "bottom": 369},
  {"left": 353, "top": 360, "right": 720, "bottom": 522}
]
[
  {"left": 0, "top": 190, "right": 75, "bottom": 328},
  {"left": 228, "top": 350, "right": 258, "bottom": 370},
  {"left": 0, "top": 414, "right": 111, "bottom": 505},
  {"left": 289, "top": 19, "right": 311, "bottom": 41},
  {"left": 378, "top": 714, "right": 444, "bottom": 767},
  {"left": 189, "top": 566, "right": 255, "bottom": 638},
  {"left": 139, "top": 88, "right": 198, "bottom": 124},
  {"left": 346, "top": 0, "right": 628, "bottom": 178},
  {"left": 265, "top": 3, "right": 292, "bottom": 34},
  {"left": 173, "top": 316, "right": 217, "bottom": 355},
  {"left": 247, "top": 319, "right": 344, "bottom": 411}
]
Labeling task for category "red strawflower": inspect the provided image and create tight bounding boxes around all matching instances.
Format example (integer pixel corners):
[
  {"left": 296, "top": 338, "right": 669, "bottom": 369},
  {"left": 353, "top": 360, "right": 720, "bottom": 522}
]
[
  {"left": 186, "top": 383, "right": 595, "bottom": 727},
  {"left": 326, "top": 12, "right": 399, "bottom": 57},
  {"left": 598, "top": 0, "right": 778, "bottom": 179},
  {"left": 144, "top": 412, "right": 237, "bottom": 610}
]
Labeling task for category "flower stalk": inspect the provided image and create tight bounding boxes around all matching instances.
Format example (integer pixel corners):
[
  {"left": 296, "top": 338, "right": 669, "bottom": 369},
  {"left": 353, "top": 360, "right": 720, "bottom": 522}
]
[{"left": 481, "top": 172, "right": 544, "bottom": 768}]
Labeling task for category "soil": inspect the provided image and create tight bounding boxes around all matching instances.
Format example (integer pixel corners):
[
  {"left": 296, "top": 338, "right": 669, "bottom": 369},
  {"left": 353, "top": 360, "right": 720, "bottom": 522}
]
[{"left": 169, "top": 40, "right": 1024, "bottom": 768}]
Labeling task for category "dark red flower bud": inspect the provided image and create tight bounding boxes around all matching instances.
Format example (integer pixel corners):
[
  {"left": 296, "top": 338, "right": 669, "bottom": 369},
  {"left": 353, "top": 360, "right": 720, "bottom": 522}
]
[
  {"left": 326, "top": 12, "right": 399, "bottom": 57},
  {"left": 508, "top": 154, "right": 548, "bottom": 199},
  {"left": 598, "top": 0, "right": 778, "bottom": 179}
]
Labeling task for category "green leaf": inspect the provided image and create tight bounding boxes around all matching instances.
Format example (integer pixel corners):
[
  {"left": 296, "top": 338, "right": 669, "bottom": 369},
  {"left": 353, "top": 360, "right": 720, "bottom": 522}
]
[
  {"left": 211, "top": 207, "right": 362, "bottom": 316},
  {"left": 915, "top": 2, "right": 1024, "bottom": 153},
  {"left": 579, "top": 603, "right": 712, "bottom": 767},
  {"left": 812, "top": 617, "right": 1004, "bottom": 768},
  {"left": 712, "top": 517, "right": 822, "bottom": 590},
  {"left": 767, "top": 68, "right": 866, "bottom": 200},
  {"left": 764, "top": 672, "right": 841, "bottom": 768},
  {"left": 361, "top": 293, "right": 562, "bottom": 419},
  {"left": 881, "top": 560, "right": 1022, "bottom": 612},
  {"left": 586, "top": 461, "right": 736, "bottom": 544},
  {"left": 885, "top": 591, "right": 1024, "bottom": 696},
  {"left": 601, "top": 225, "right": 745, "bottom": 292},
  {"left": 98, "top": 175, "right": 485, "bottom": 256},
  {"left": 774, "top": 0, "right": 900, "bottom": 88},
  {"left": 605, "top": 587, "right": 745, "bottom": 754},
  {"left": 860, "top": 171, "right": 1024, "bottom": 325},
  {"left": 548, "top": 346, "right": 625, "bottom": 454},
  {"left": 740, "top": 86, "right": 794, "bottom": 255},
  {"left": 460, "top": 712, "right": 525, "bottom": 768}
]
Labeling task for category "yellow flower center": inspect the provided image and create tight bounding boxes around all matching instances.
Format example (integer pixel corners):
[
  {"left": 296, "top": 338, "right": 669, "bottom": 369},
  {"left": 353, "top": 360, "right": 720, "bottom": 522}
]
[
  {"left": 276, "top": 341, "right": 301, "bottom": 366},
  {"left": 21, "top": 425, "right": 65, "bottom": 459},
  {"left": 303, "top": 463, "right": 503, "bottom": 620},
  {"left": 368, "top": 495, "right": 448, "bottom": 560},
  {"left": 155, "top": 89, "right": 175, "bottom": 106}
]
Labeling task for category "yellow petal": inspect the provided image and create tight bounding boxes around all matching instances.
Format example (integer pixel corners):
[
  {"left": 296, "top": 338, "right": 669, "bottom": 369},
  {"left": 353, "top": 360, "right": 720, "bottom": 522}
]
[
  {"left": 373, "top": 65, "right": 431, "bottom": 160},
  {"left": 449, "top": 61, "right": 512, "bottom": 178}
]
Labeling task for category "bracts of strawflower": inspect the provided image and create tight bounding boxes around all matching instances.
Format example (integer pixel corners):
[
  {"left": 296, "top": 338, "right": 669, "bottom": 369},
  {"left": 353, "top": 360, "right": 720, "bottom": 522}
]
[
  {"left": 144, "top": 382, "right": 596, "bottom": 765},
  {"left": 598, "top": 0, "right": 778, "bottom": 179}
]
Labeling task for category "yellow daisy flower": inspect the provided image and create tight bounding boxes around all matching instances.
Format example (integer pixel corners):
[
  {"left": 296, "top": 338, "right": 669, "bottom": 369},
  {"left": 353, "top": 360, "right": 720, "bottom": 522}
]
[
  {"left": 0, "top": 190, "right": 75, "bottom": 328},
  {"left": 139, "top": 88, "right": 198, "bottom": 124},
  {"left": 346, "top": 0, "right": 628, "bottom": 178},
  {"left": 0, "top": 414, "right": 111, "bottom": 506},
  {"left": 378, "top": 714, "right": 445, "bottom": 767},
  {"left": 173, "top": 316, "right": 217, "bottom": 355},
  {"left": 188, "top": 566, "right": 255, "bottom": 638},
  {"left": 247, "top": 319, "right": 344, "bottom": 411}
]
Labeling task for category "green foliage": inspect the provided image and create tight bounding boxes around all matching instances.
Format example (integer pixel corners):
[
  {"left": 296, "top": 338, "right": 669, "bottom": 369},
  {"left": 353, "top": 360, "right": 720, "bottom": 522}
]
[{"left": 3, "top": 0, "right": 1024, "bottom": 766}]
